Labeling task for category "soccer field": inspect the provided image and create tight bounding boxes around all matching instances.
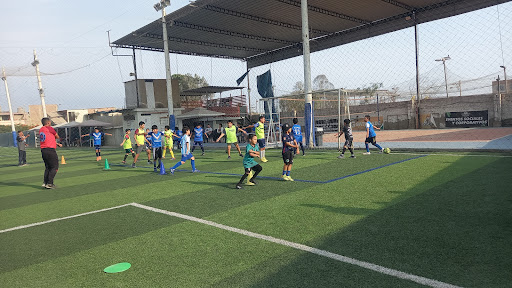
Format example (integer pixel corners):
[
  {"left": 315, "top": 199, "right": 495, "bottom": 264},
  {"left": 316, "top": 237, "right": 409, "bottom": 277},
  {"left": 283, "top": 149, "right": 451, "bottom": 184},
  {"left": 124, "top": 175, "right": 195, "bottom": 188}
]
[{"left": 0, "top": 147, "right": 511, "bottom": 287}]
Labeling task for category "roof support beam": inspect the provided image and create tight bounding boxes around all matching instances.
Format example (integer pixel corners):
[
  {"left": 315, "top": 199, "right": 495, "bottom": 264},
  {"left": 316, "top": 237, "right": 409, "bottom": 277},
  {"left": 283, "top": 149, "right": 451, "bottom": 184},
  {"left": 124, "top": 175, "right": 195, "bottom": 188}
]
[
  {"left": 380, "top": 0, "right": 414, "bottom": 11},
  {"left": 276, "top": 0, "right": 369, "bottom": 24},
  {"left": 172, "top": 21, "right": 294, "bottom": 45},
  {"left": 142, "top": 32, "right": 266, "bottom": 53},
  {"left": 203, "top": 5, "right": 329, "bottom": 35}
]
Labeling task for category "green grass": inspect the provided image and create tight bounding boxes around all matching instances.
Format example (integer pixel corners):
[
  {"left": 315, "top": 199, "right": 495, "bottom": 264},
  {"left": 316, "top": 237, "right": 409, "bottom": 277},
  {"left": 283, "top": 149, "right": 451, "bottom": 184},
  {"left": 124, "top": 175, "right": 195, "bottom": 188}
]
[{"left": 0, "top": 147, "right": 511, "bottom": 287}]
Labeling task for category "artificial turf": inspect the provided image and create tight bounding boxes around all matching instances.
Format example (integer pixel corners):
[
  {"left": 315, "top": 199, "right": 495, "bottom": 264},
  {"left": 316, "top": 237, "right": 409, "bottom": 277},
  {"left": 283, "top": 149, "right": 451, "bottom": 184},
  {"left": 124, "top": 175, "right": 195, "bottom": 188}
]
[{"left": 0, "top": 147, "right": 511, "bottom": 287}]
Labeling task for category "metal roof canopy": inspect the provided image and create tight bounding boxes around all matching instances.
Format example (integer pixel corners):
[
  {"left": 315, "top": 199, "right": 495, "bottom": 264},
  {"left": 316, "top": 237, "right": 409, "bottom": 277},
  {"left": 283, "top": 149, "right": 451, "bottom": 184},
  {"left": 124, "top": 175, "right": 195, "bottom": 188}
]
[
  {"left": 113, "top": 0, "right": 510, "bottom": 69},
  {"left": 180, "top": 86, "right": 244, "bottom": 96}
]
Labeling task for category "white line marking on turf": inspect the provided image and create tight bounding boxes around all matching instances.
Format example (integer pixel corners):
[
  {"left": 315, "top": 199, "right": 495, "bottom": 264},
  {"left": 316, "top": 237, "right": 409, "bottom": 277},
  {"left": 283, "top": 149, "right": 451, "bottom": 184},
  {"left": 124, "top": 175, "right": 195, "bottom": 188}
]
[
  {"left": 0, "top": 204, "right": 132, "bottom": 234},
  {"left": 130, "top": 203, "right": 462, "bottom": 288}
]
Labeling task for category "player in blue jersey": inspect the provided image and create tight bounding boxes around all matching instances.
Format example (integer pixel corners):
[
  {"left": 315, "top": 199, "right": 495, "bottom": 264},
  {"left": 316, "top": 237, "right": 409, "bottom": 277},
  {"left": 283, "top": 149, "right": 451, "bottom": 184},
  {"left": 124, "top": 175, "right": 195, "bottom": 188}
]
[
  {"left": 169, "top": 127, "right": 199, "bottom": 175},
  {"left": 148, "top": 125, "right": 164, "bottom": 172},
  {"left": 81, "top": 127, "right": 112, "bottom": 161},
  {"left": 174, "top": 126, "right": 183, "bottom": 150},
  {"left": 292, "top": 118, "right": 305, "bottom": 156},
  {"left": 191, "top": 123, "right": 207, "bottom": 156},
  {"left": 363, "top": 115, "right": 384, "bottom": 155},
  {"left": 281, "top": 123, "right": 299, "bottom": 181}
]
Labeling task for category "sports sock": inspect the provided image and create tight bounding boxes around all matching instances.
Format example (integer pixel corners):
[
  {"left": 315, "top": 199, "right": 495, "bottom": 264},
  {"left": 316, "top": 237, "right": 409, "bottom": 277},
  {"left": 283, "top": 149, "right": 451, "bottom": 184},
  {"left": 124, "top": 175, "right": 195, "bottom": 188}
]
[
  {"left": 365, "top": 143, "right": 370, "bottom": 152},
  {"left": 96, "top": 152, "right": 99, "bottom": 157},
  {"left": 171, "top": 162, "right": 182, "bottom": 170},
  {"left": 300, "top": 142, "right": 305, "bottom": 155},
  {"left": 123, "top": 154, "right": 128, "bottom": 161},
  {"left": 201, "top": 145, "right": 204, "bottom": 153},
  {"left": 342, "top": 147, "right": 346, "bottom": 154},
  {"left": 132, "top": 152, "right": 135, "bottom": 158},
  {"left": 374, "top": 143, "right": 383, "bottom": 150},
  {"left": 163, "top": 149, "right": 166, "bottom": 157},
  {"left": 286, "top": 170, "right": 291, "bottom": 176},
  {"left": 261, "top": 150, "right": 265, "bottom": 158},
  {"left": 283, "top": 170, "right": 286, "bottom": 175},
  {"left": 98, "top": 152, "right": 101, "bottom": 156},
  {"left": 238, "top": 173, "right": 248, "bottom": 184},
  {"left": 170, "top": 150, "right": 174, "bottom": 158},
  {"left": 191, "top": 159, "right": 196, "bottom": 171},
  {"left": 349, "top": 148, "right": 354, "bottom": 155},
  {"left": 252, "top": 169, "right": 261, "bottom": 179}
]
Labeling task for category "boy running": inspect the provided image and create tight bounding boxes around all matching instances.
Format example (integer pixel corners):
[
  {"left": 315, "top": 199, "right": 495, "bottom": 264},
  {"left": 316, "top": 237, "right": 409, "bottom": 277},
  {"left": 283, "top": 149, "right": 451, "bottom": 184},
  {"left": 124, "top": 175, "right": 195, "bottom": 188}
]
[
  {"left": 149, "top": 125, "right": 164, "bottom": 172},
  {"left": 81, "top": 127, "right": 112, "bottom": 161},
  {"left": 169, "top": 127, "right": 199, "bottom": 174},
  {"left": 236, "top": 134, "right": 263, "bottom": 189},
  {"left": 216, "top": 120, "right": 247, "bottom": 159},
  {"left": 120, "top": 129, "right": 136, "bottom": 164},
  {"left": 191, "top": 123, "right": 207, "bottom": 156},
  {"left": 133, "top": 121, "right": 152, "bottom": 168},
  {"left": 292, "top": 118, "right": 305, "bottom": 156},
  {"left": 337, "top": 119, "right": 356, "bottom": 159},
  {"left": 281, "top": 123, "right": 298, "bottom": 181},
  {"left": 244, "top": 116, "right": 268, "bottom": 162},
  {"left": 363, "top": 115, "right": 384, "bottom": 155},
  {"left": 162, "top": 125, "right": 176, "bottom": 160}
]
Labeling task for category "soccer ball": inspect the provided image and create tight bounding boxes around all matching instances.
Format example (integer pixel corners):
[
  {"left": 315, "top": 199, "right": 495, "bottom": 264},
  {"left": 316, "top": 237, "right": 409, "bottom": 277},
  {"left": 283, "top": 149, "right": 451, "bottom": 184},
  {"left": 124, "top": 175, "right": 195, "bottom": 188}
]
[{"left": 384, "top": 148, "right": 391, "bottom": 154}]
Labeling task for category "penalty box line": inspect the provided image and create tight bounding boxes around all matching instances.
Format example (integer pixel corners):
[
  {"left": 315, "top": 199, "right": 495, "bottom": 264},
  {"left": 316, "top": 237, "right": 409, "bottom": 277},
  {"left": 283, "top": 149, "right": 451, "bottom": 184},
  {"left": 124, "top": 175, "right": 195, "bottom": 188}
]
[{"left": 131, "top": 203, "right": 461, "bottom": 288}]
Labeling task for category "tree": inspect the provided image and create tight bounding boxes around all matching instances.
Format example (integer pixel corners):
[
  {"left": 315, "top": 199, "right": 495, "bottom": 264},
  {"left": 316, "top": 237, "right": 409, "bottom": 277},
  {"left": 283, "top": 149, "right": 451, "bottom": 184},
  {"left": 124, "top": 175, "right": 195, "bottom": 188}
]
[
  {"left": 292, "top": 81, "right": 304, "bottom": 93},
  {"left": 171, "top": 73, "right": 208, "bottom": 92},
  {"left": 312, "top": 75, "right": 335, "bottom": 91},
  {"left": 358, "top": 82, "right": 383, "bottom": 105}
]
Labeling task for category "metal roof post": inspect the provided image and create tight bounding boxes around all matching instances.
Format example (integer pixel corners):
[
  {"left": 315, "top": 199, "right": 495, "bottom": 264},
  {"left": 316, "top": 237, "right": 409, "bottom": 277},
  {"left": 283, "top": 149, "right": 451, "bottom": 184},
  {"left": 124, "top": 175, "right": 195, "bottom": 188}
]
[{"left": 301, "top": 0, "right": 314, "bottom": 148}]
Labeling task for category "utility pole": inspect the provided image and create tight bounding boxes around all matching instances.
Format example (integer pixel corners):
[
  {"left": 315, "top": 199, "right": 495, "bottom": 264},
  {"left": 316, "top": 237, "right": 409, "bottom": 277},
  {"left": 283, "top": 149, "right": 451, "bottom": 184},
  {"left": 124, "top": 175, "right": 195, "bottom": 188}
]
[
  {"left": 2, "top": 68, "right": 17, "bottom": 147},
  {"left": 500, "top": 65, "right": 507, "bottom": 93},
  {"left": 31, "top": 49, "right": 47, "bottom": 117},
  {"left": 435, "top": 55, "right": 451, "bottom": 98},
  {"left": 301, "top": 0, "right": 314, "bottom": 148},
  {"left": 154, "top": 0, "right": 174, "bottom": 129}
]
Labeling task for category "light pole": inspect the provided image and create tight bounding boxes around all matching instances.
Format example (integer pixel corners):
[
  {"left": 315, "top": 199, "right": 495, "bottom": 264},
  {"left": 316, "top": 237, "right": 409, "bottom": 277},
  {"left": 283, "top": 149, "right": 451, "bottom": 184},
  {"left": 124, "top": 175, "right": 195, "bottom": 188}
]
[
  {"left": 2, "top": 68, "right": 17, "bottom": 147},
  {"left": 500, "top": 65, "right": 507, "bottom": 93},
  {"left": 435, "top": 55, "right": 451, "bottom": 98},
  {"left": 154, "top": 0, "right": 175, "bottom": 128}
]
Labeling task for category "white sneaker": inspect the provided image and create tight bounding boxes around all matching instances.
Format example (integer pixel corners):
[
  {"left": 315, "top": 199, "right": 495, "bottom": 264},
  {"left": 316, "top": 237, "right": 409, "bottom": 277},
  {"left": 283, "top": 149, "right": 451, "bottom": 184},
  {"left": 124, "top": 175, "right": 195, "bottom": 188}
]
[{"left": 363, "top": 152, "right": 371, "bottom": 155}]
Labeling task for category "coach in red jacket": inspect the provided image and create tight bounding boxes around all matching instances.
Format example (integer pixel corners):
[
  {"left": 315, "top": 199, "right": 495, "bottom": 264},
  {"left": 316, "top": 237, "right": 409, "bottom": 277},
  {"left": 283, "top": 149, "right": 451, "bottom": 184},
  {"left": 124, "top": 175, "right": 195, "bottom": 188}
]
[{"left": 39, "top": 118, "right": 62, "bottom": 189}]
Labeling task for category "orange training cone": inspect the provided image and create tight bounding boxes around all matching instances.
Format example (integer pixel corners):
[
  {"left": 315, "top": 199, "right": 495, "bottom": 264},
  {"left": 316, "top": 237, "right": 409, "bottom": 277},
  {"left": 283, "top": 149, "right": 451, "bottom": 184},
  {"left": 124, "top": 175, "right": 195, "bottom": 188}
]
[{"left": 61, "top": 155, "right": 67, "bottom": 164}]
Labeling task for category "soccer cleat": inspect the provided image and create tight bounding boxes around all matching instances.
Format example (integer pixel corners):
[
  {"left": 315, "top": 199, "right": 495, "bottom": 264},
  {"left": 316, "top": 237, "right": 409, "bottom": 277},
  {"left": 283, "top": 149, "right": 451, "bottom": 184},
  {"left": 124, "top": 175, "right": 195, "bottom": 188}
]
[
  {"left": 249, "top": 180, "right": 257, "bottom": 185},
  {"left": 261, "top": 157, "right": 268, "bottom": 163},
  {"left": 239, "top": 153, "right": 243, "bottom": 157},
  {"left": 379, "top": 149, "right": 384, "bottom": 154},
  {"left": 45, "top": 184, "right": 56, "bottom": 189},
  {"left": 363, "top": 152, "right": 371, "bottom": 155},
  {"left": 228, "top": 156, "right": 231, "bottom": 159},
  {"left": 170, "top": 168, "right": 175, "bottom": 175},
  {"left": 246, "top": 181, "right": 255, "bottom": 186},
  {"left": 122, "top": 161, "right": 126, "bottom": 164},
  {"left": 282, "top": 175, "right": 288, "bottom": 181},
  {"left": 192, "top": 169, "right": 200, "bottom": 173},
  {"left": 154, "top": 168, "right": 158, "bottom": 172},
  {"left": 287, "top": 176, "right": 294, "bottom": 182},
  {"left": 99, "top": 156, "right": 102, "bottom": 161},
  {"left": 337, "top": 154, "right": 344, "bottom": 159},
  {"left": 350, "top": 155, "right": 356, "bottom": 158},
  {"left": 131, "top": 163, "right": 136, "bottom": 168},
  {"left": 201, "top": 152, "right": 204, "bottom": 156},
  {"left": 236, "top": 184, "right": 243, "bottom": 189},
  {"left": 148, "top": 160, "right": 153, "bottom": 164},
  {"left": 96, "top": 156, "right": 100, "bottom": 161},
  {"left": 42, "top": 183, "right": 47, "bottom": 187},
  {"left": 171, "top": 157, "right": 175, "bottom": 160}
]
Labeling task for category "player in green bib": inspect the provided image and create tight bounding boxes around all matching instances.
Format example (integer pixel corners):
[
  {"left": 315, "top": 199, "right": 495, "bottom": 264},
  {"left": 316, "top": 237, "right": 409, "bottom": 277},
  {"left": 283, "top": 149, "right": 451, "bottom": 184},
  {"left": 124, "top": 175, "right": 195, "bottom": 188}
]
[
  {"left": 244, "top": 116, "right": 268, "bottom": 162},
  {"left": 236, "top": 134, "right": 263, "bottom": 189},
  {"left": 120, "top": 129, "right": 136, "bottom": 164},
  {"left": 216, "top": 120, "right": 247, "bottom": 159}
]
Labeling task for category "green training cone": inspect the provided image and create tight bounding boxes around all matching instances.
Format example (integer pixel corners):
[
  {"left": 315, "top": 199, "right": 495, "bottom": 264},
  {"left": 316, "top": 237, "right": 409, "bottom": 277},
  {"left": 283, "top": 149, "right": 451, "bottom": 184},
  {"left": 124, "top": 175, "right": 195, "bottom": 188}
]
[
  {"left": 104, "top": 262, "right": 131, "bottom": 273},
  {"left": 104, "top": 159, "right": 111, "bottom": 170}
]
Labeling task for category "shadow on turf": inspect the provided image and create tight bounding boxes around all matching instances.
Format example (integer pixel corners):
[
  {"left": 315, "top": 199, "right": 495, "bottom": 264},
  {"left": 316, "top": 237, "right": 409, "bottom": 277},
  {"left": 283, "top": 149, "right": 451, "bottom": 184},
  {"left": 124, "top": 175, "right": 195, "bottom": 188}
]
[
  {"left": 211, "top": 157, "right": 512, "bottom": 288},
  {"left": 301, "top": 204, "right": 377, "bottom": 215}
]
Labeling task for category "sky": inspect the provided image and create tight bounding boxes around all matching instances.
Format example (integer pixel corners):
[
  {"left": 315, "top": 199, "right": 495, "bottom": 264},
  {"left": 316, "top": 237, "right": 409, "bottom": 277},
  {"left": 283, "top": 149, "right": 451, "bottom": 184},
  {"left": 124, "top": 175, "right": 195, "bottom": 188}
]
[{"left": 0, "top": 0, "right": 511, "bottom": 113}]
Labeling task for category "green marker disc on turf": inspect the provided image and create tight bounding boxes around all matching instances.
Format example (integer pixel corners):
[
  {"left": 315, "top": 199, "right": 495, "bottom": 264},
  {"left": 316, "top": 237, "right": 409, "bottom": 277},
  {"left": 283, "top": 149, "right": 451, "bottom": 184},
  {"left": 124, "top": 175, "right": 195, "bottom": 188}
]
[{"left": 104, "top": 262, "right": 131, "bottom": 273}]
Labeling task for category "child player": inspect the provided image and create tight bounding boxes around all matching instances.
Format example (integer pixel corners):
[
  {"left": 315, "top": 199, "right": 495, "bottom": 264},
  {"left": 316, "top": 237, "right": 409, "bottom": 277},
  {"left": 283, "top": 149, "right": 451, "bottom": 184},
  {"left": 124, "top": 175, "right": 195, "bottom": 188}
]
[
  {"left": 149, "top": 125, "right": 164, "bottom": 172},
  {"left": 174, "top": 127, "right": 183, "bottom": 150},
  {"left": 292, "top": 118, "right": 305, "bottom": 156},
  {"left": 236, "top": 134, "right": 263, "bottom": 189},
  {"left": 244, "top": 116, "right": 268, "bottom": 162},
  {"left": 81, "top": 127, "right": 112, "bottom": 161},
  {"left": 191, "top": 123, "right": 207, "bottom": 156},
  {"left": 162, "top": 125, "right": 176, "bottom": 160},
  {"left": 363, "top": 115, "right": 384, "bottom": 155},
  {"left": 133, "top": 121, "right": 152, "bottom": 168},
  {"left": 337, "top": 119, "right": 356, "bottom": 159},
  {"left": 216, "top": 120, "right": 247, "bottom": 159},
  {"left": 169, "top": 127, "right": 199, "bottom": 175},
  {"left": 281, "top": 123, "right": 298, "bottom": 181},
  {"left": 120, "top": 129, "right": 135, "bottom": 164}
]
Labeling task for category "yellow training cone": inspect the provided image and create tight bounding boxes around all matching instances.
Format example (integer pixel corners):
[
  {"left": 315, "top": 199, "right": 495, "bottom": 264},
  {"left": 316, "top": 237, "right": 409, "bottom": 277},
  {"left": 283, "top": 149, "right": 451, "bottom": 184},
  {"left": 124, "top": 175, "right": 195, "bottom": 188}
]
[{"left": 61, "top": 155, "right": 67, "bottom": 164}]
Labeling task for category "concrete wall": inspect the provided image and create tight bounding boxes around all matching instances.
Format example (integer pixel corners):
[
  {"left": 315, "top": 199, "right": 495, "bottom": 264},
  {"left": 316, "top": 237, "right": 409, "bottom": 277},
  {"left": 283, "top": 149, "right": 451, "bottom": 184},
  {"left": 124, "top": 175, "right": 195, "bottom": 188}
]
[
  {"left": 125, "top": 79, "right": 180, "bottom": 109},
  {"left": 501, "top": 93, "right": 512, "bottom": 126},
  {"left": 28, "top": 104, "right": 58, "bottom": 126}
]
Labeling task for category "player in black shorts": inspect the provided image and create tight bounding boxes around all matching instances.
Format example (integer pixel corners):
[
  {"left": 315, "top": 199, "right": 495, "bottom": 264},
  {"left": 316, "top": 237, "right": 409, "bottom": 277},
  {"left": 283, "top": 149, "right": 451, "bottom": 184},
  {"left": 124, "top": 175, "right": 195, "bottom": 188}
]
[
  {"left": 281, "top": 123, "right": 298, "bottom": 181},
  {"left": 337, "top": 119, "right": 356, "bottom": 159}
]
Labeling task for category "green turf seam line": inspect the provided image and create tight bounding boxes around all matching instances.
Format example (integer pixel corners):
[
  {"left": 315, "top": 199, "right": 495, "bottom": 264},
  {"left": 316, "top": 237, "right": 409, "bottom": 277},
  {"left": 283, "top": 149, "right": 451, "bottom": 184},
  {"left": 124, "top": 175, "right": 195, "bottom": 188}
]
[
  {"left": 130, "top": 203, "right": 462, "bottom": 288},
  {"left": 0, "top": 204, "right": 131, "bottom": 234}
]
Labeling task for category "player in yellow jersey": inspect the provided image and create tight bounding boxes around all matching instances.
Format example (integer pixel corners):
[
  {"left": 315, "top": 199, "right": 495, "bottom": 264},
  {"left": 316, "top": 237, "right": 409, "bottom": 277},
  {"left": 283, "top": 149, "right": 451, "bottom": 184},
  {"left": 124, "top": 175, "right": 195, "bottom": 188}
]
[
  {"left": 162, "top": 125, "right": 176, "bottom": 160},
  {"left": 244, "top": 116, "right": 268, "bottom": 162},
  {"left": 132, "top": 121, "right": 152, "bottom": 168},
  {"left": 120, "top": 129, "right": 136, "bottom": 164},
  {"left": 216, "top": 120, "right": 247, "bottom": 159}
]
